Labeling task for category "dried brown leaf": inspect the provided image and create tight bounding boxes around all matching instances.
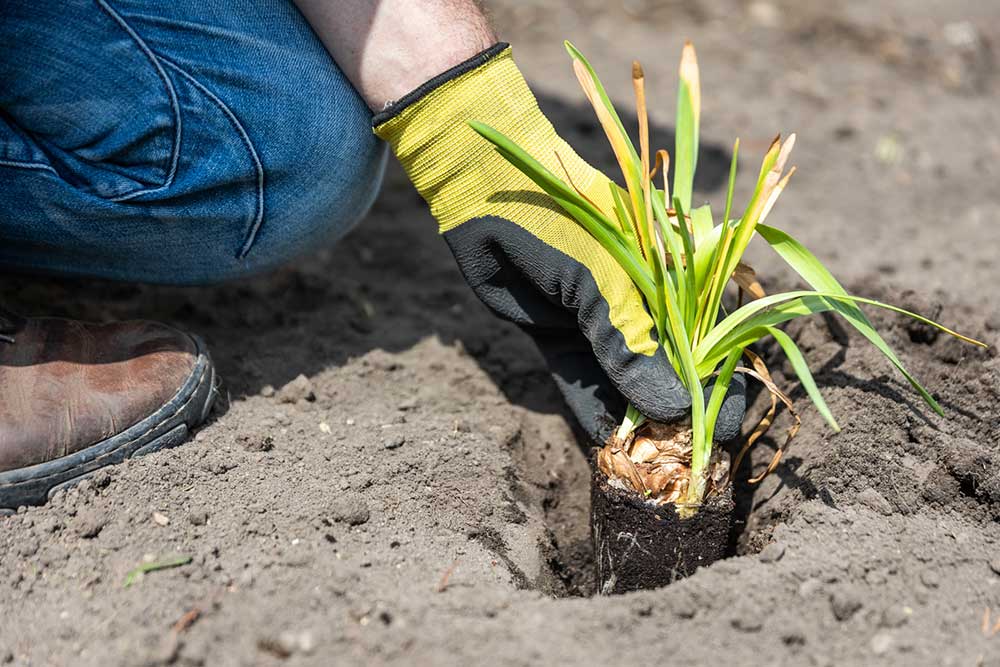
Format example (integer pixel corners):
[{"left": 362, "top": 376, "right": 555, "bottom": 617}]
[
  {"left": 733, "top": 262, "right": 767, "bottom": 304},
  {"left": 554, "top": 150, "right": 606, "bottom": 216},
  {"left": 729, "top": 349, "right": 801, "bottom": 485},
  {"left": 650, "top": 148, "right": 670, "bottom": 183}
]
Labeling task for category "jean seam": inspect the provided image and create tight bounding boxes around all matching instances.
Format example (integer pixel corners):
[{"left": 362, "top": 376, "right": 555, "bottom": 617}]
[
  {"left": 0, "top": 159, "right": 60, "bottom": 177},
  {"left": 97, "top": 0, "right": 182, "bottom": 201},
  {"left": 155, "top": 57, "right": 265, "bottom": 260}
]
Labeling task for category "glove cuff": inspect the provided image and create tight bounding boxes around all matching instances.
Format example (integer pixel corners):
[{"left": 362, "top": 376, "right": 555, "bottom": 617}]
[{"left": 373, "top": 43, "right": 511, "bottom": 127}]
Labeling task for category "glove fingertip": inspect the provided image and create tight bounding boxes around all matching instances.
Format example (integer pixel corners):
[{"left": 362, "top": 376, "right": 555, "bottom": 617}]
[
  {"left": 614, "top": 348, "right": 691, "bottom": 424},
  {"left": 706, "top": 372, "right": 747, "bottom": 443}
]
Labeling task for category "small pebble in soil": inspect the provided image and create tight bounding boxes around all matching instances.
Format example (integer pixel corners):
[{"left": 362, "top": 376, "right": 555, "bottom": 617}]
[
  {"left": 758, "top": 542, "right": 786, "bottom": 563},
  {"left": 259, "top": 384, "right": 275, "bottom": 398},
  {"left": 203, "top": 461, "right": 237, "bottom": 476},
  {"left": 829, "top": 589, "right": 862, "bottom": 621},
  {"left": 712, "top": 560, "right": 741, "bottom": 575},
  {"left": 879, "top": 605, "right": 911, "bottom": 628},
  {"left": 92, "top": 470, "right": 112, "bottom": 489},
  {"left": 865, "top": 569, "right": 887, "bottom": 586},
  {"left": 989, "top": 558, "right": 1000, "bottom": 576},
  {"left": 327, "top": 495, "right": 370, "bottom": 526},
  {"left": 384, "top": 435, "right": 406, "bottom": 450},
  {"left": 39, "top": 516, "right": 62, "bottom": 534},
  {"left": 72, "top": 510, "right": 108, "bottom": 539},
  {"left": 350, "top": 475, "right": 373, "bottom": 491},
  {"left": 729, "top": 604, "right": 764, "bottom": 633},
  {"left": 857, "top": 488, "right": 893, "bottom": 516},
  {"left": 152, "top": 511, "right": 170, "bottom": 527},
  {"left": 188, "top": 511, "right": 209, "bottom": 527},
  {"left": 870, "top": 632, "right": 894, "bottom": 656},
  {"left": 16, "top": 538, "right": 40, "bottom": 558},
  {"left": 277, "top": 374, "right": 316, "bottom": 403},
  {"left": 280, "top": 630, "right": 316, "bottom": 656},
  {"left": 798, "top": 578, "right": 822, "bottom": 598},
  {"left": 240, "top": 433, "right": 274, "bottom": 452},
  {"left": 919, "top": 569, "right": 940, "bottom": 588}
]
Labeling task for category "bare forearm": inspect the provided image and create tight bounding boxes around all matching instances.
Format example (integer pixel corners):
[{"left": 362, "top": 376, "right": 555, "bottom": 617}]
[{"left": 292, "top": 0, "right": 496, "bottom": 111}]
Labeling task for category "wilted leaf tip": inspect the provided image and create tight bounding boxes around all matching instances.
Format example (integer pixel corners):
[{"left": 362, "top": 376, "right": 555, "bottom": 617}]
[
  {"left": 679, "top": 41, "right": 701, "bottom": 117},
  {"left": 632, "top": 60, "right": 644, "bottom": 81}
]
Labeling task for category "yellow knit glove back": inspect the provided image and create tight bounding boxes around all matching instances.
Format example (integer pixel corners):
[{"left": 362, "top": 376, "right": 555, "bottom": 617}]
[{"left": 374, "top": 44, "right": 696, "bottom": 439}]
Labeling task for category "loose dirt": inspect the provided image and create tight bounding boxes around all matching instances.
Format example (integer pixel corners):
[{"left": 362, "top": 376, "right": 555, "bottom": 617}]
[{"left": 3, "top": 1, "right": 1000, "bottom": 665}]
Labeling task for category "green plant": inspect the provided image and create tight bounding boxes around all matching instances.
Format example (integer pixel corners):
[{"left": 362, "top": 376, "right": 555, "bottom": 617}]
[{"left": 469, "top": 41, "right": 986, "bottom": 513}]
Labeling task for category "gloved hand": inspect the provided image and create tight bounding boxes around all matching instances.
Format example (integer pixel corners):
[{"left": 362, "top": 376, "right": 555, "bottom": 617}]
[{"left": 374, "top": 43, "right": 745, "bottom": 443}]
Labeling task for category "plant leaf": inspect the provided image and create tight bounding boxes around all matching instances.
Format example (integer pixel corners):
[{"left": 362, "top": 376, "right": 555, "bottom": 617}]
[
  {"left": 673, "top": 42, "right": 700, "bottom": 212},
  {"left": 695, "top": 289, "right": 985, "bottom": 411},
  {"left": 732, "top": 349, "right": 801, "bottom": 484},
  {"left": 658, "top": 259, "right": 707, "bottom": 508},
  {"left": 468, "top": 121, "right": 657, "bottom": 307},
  {"left": 566, "top": 44, "right": 649, "bottom": 259},
  {"left": 690, "top": 204, "right": 713, "bottom": 246},
  {"left": 673, "top": 196, "right": 699, "bottom": 333},
  {"left": 766, "top": 325, "right": 839, "bottom": 432},
  {"left": 756, "top": 223, "right": 987, "bottom": 414},
  {"left": 564, "top": 42, "right": 640, "bottom": 167},
  {"left": 732, "top": 262, "right": 766, "bottom": 301}
]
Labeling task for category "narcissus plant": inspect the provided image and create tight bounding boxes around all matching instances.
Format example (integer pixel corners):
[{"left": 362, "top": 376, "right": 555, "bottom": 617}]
[{"left": 470, "top": 41, "right": 986, "bottom": 517}]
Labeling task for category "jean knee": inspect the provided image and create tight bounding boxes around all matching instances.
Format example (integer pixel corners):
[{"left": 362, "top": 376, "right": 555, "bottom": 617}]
[
  {"left": 0, "top": 0, "right": 389, "bottom": 286},
  {"left": 217, "top": 124, "right": 388, "bottom": 283}
]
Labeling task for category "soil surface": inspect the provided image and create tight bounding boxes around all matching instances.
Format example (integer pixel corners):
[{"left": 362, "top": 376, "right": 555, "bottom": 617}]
[{"left": 3, "top": 1, "right": 1000, "bottom": 665}]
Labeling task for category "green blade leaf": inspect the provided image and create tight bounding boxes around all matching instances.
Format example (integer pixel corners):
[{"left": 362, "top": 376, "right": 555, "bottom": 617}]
[
  {"left": 756, "top": 223, "right": 958, "bottom": 415},
  {"left": 696, "top": 294, "right": 828, "bottom": 374},
  {"left": 610, "top": 183, "right": 643, "bottom": 258},
  {"left": 690, "top": 204, "right": 713, "bottom": 248},
  {"left": 650, "top": 185, "right": 689, "bottom": 320},
  {"left": 766, "top": 325, "right": 840, "bottom": 432},
  {"left": 672, "top": 196, "right": 699, "bottom": 333},
  {"left": 673, "top": 42, "right": 700, "bottom": 212},
  {"left": 692, "top": 220, "right": 723, "bottom": 296},
  {"left": 468, "top": 121, "right": 657, "bottom": 308},
  {"left": 721, "top": 138, "right": 739, "bottom": 228},
  {"left": 696, "top": 288, "right": 985, "bottom": 413},
  {"left": 564, "top": 42, "right": 640, "bottom": 167},
  {"left": 658, "top": 260, "right": 707, "bottom": 506}
]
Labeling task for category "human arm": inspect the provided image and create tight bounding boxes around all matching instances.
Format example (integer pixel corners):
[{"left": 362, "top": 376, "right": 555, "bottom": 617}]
[{"left": 291, "top": 0, "right": 495, "bottom": 111}]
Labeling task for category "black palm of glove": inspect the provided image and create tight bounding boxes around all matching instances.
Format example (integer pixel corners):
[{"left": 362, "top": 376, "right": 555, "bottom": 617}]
[{"left": 374, "top": 43, "right": 746, "bottom": 443}]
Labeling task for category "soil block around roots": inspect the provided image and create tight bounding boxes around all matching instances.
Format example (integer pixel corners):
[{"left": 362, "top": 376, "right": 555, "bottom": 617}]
[{"left": 591, "top": 467, "right": 734, "bottom": 595}]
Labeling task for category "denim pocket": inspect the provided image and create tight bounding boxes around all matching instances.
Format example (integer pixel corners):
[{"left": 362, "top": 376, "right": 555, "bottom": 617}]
[{"left": 0, "top": 0, "right": 180, "bottom": 200}]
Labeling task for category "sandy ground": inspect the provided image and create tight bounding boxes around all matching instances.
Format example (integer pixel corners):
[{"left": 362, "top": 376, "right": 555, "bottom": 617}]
[{"left": 3, "top": 0, "right": 1000, "bottom": 665}]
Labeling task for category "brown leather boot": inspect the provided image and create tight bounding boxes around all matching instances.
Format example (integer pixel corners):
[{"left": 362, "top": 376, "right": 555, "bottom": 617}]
[{"left": 0, "top": 307, "right": 216, "bottom": 510}]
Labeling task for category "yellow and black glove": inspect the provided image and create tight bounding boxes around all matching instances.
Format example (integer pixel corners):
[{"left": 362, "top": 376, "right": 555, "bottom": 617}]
[{"left": 374, "top": 44, "right": 744, "bottom": 442}]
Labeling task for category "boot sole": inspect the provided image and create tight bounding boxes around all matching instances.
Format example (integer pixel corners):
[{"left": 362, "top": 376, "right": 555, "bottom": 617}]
[{"left": 0, "top": 335, "right": 217, "bottom": 512}]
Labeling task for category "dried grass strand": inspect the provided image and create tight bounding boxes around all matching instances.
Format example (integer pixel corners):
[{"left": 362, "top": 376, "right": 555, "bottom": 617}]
[{"left": 729, "top": 349, "right": 801, "bottom": 484}]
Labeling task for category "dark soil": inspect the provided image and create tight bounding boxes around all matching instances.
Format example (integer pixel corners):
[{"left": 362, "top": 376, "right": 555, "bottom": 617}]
[
  {"left": 592, "top": 469, "right": 733, "bottom": 594},
  {"left": 3, "top": 1, "right": 1000, "bottom": 665}
]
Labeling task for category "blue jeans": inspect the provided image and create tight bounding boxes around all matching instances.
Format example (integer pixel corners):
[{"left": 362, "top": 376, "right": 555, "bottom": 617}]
[{"left": 0, "top": 0, "right": 386, "bottom": 285}]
